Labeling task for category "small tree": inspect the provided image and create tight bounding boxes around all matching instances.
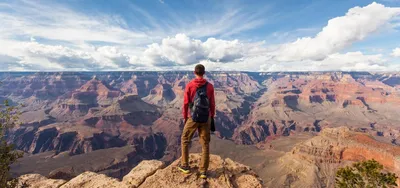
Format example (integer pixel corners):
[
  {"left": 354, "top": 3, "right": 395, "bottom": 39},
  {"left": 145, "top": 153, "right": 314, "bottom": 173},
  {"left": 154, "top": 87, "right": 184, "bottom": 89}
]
[
  {"left": 0, "top": 100, "right": 23, "bottom": 188},
  {"left": 336, "top": 159, "right": 398, "bottom": 188}
]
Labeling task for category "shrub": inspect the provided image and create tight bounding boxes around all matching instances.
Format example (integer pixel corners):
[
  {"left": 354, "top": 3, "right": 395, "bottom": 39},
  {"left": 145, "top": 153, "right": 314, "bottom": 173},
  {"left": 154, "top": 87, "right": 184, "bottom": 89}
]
[
  {"left": 336, "top": 159, "right": 398, "bottom": 188},
  {"left": 0, "top": 100, "right": 23, "bottom": 188}
]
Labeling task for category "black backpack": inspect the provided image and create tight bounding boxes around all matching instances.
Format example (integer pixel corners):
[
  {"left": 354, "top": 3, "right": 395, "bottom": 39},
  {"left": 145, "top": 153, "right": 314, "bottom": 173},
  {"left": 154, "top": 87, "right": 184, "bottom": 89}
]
[{"left": 190, "top": 82, "right": 210, "bottom": 123}]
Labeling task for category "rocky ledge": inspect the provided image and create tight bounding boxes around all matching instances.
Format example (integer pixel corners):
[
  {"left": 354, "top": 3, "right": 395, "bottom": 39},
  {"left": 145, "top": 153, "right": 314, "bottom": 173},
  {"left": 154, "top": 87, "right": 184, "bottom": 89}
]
[{"left": 17, "top": 153, "right": 263, "bottom": 188}]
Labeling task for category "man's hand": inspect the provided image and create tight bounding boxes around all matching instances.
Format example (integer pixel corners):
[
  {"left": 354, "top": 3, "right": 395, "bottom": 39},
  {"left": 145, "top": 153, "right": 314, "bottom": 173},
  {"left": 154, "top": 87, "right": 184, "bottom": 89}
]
[{"left": 210, "top": 118, "right": 215, "bottom": 132}]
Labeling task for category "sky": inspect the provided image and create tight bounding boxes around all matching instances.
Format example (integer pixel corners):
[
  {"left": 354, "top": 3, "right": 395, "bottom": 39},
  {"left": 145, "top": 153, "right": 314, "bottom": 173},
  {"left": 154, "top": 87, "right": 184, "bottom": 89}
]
[{"left": 0, "top": 0, "right": 400, "bottom": 72}]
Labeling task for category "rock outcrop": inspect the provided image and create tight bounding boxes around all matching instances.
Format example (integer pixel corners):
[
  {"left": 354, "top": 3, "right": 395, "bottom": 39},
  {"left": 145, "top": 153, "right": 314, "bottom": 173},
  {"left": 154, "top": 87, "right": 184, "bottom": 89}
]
[
  {"left": 270, "top": 127, "right": 400, "bottom": 187},
  {"left": 122, "top": 160, "right": 165, "bottom": 187},
  {"left": 139, "top": 154, "right": 262, "bottom": 188},
  {"left": 291, "top": 127, "right": 400, "bottom": 172},
  {"left": 17, "top": 154, "right": 263, "bottom": 188},
  {"left": 18, "top": 174, "right": 67, "bottom": 188}
]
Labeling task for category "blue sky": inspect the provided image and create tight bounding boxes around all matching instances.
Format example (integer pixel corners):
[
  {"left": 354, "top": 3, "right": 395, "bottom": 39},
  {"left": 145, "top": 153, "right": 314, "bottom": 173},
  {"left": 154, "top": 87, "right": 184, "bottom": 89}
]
[{"left": 0, "top": 0, "right": 400, "bottom": 71}]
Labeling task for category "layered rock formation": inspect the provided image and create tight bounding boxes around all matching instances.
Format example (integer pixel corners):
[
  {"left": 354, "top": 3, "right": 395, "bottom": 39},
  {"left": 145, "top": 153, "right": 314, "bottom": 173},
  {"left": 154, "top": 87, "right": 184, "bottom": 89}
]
[
  {"left": 292, "top": 127, "right": 400, "bottom": 171},
  {"left": 268, "top": 127, "right": 400, "bottom": 187},
  {"left": 49, "top": 77, "right": 123, "bottom": 121},
  {"left": 2, "top": 71, "right": 400, "bottom": 185},
  {"left": 17, "top": 154, "right": 263, "bottom": 188},
  {"left": 82, "top": 94, "right": 160, "bottom": 128},
  {"left": 233, "top": 72, "right": 400, "bottom": 145},
  {"left": 142, "top": 84, "right": 176, "bottom": 106},
  {"left": 10, "top": 122, "right": 166, "bottom": 156}
]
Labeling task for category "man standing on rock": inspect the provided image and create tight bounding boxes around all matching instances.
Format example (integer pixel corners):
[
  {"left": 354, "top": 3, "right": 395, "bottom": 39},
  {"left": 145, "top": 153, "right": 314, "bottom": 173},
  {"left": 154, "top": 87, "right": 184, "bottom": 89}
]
[{"left": 179, "top": 64, "right": 215, "bottom": 179}]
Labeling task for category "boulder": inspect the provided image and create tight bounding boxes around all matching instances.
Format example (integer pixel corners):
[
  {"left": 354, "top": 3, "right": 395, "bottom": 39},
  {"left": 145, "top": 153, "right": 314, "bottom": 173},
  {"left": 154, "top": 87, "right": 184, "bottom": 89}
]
[
  {"left": 122, "top": 160, "right": 165, "bottom": 187},
  {"left": 17, "top": 174, "right": 66, "bottom": 188}
]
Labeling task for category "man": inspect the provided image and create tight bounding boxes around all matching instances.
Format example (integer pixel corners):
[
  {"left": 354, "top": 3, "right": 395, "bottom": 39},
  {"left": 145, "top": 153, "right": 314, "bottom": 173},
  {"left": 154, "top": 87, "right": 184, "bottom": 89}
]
[{"left": 179, "top": 64, "right": 215, "bottom": 179}]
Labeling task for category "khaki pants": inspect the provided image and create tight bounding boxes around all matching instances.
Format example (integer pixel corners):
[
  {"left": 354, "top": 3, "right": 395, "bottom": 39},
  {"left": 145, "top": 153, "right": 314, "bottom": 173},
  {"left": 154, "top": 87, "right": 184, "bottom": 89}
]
[{"left": 181, "top": 118, "right": 211, "bottom": 172}]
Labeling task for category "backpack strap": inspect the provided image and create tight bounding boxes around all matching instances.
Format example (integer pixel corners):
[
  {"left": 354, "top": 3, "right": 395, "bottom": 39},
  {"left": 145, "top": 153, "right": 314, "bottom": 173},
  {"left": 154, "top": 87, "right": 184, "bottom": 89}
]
[
  {"left": 199, "top": 82, "right": 208, "bottom": 90},
  {"left": 189, "top": 82, "right": 208, "bottom": 103},
  {"left": 197, "top": 82, "right": 208, "bottom": 94}
]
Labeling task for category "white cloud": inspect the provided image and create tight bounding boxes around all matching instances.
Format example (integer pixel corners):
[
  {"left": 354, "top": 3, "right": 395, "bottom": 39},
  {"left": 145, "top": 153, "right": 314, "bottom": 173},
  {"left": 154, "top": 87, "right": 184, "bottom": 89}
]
[
  {"left": 0, "top": 40, "right": 140, "bottom": 71},
  {"left": 0, "top": 40, "right": 97, "bottom": 71},
  {"left": 94, "top": 46, "right": 138, "bottom": 68},
  {"left": 142, "top": 34, "right": 203, "bottom": 66},
  {"left": 275, "top": 2, "right": 400, "bottom": 62},
  {"left": 23, "top": 42, "right": 96, "bottom": 69},
  {"left": 165, "top": 5, "right": 269, "bottom": 38},
  {"left": 392, "top": 47, "right": 400, "bottom": 57},
  {"left": 0, "top": 55, "right": 30, "bottom": 71},
  {"left": 317, "top": 52, "right": 387, "bottom": 71},
  {"left": 142, "top": 34, "right": 245, "bottom": 66},
  {"left": 140, "top": 2, "right": 400, "bottom": 71},
  {"left": 0, "top": 1, "right": 150, "bottom": 71},
  {"left": 0, "top": 1, "right": 399, "bottom": 72},
  {"left": 152, "top": 51, "right": 395, "bottom": 72},
  {"left": 0, "top": 1, "right": 270, "bottom": 71},
  {"left": 0, "top": 2, "right": 148, "bottom": 45},
  {"left": 260, "top": 52, "right": 392, "bottom": 72},
  {"left": 203, "top": 38, "right": 244, "bottom": 62}
]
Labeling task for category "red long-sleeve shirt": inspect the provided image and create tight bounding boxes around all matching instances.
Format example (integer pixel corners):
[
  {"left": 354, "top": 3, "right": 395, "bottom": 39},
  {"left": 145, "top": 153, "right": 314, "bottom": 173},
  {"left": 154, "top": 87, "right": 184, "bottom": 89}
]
[{"left": 183, "top": 78, "right": 215, "bottom": 120}]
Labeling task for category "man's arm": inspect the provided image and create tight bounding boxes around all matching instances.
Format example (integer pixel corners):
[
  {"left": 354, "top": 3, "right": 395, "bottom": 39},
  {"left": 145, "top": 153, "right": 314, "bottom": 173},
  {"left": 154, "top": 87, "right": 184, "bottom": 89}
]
[
  {"left": 209, "top": 85, "right": 215, "bottom": 117},
  {"left": 183, "top": 84, "right": 190, "bottom": 121},
  {"left": 209, "top": 84, "right": 216, "bottom": 132}
]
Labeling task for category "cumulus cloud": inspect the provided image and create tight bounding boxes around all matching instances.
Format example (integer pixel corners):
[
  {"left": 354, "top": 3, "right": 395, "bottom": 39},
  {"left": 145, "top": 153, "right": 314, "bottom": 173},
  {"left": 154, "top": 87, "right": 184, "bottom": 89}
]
[
  {"left": 0, "top": 55, "right": 31, "bottom": 71},
  {"left": 0, "top": 40, "right": 73, "bottom": 71},
  {"left": 275, "top": 2, "right": 400, "bottom": 61},
  {"left": 22, "top": 42, "right": 96, "bottom": 69},
  {"left": 203, "top": 38, "right": 244, "bottom": 62},
  {"left": 260, "top": 52, "right": 390, "bottom": 72},
  {"left": 0, "top": 40, "right": 140, "bottom": 71},
  {"left": 142, "top": 34, "right": 244, "bottom": 66},
  {"left": 392, "top": 47, "right": 400, "bottom": 57},
  {"left": 94, "top": 46, "right": 138, "bottom": 68},
  {"left": 318, "top": 52, "right": 387, "bottom": 71}
]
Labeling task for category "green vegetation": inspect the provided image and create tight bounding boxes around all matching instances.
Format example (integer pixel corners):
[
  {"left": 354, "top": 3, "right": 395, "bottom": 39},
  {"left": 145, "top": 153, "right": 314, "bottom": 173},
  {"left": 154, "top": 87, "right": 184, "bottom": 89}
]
[
  {"left": 336, "top": 159, "right": 398, "bottom": 188},
  {"left": 0, "top": 100, "right": 23, "bottom": 188}
]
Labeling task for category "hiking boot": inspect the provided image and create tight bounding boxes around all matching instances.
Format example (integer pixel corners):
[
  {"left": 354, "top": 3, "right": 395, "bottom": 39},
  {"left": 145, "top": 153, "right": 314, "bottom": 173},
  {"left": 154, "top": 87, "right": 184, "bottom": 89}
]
[
  {"left": 178, "top": 165, "right": 190, "bottom": 174},
  {"left": 200, "top": 172, "right": 207, "bottom": 179}
]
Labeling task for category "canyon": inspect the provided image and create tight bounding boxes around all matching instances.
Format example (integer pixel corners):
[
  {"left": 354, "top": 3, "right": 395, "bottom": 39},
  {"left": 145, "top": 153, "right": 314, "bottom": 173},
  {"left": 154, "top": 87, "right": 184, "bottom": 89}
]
[{"left": 1, "top": 71, "right": 400, "bottom": 187}]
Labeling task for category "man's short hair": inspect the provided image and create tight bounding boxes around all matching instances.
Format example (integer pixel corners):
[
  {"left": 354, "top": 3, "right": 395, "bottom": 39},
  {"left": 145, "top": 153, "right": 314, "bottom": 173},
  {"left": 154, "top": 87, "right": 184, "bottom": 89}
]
[{"left": 194, "top": 64, "right": 205, "bottom": 76}]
